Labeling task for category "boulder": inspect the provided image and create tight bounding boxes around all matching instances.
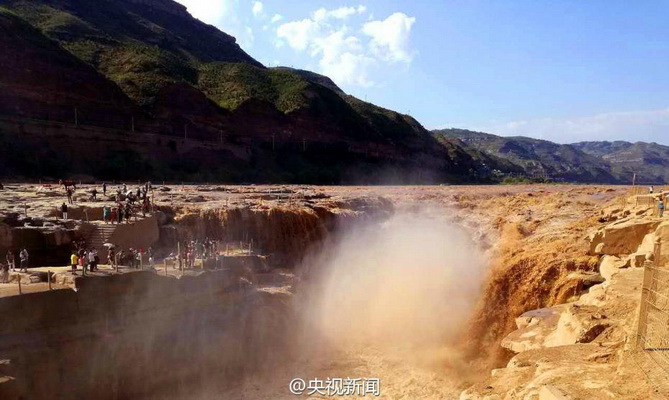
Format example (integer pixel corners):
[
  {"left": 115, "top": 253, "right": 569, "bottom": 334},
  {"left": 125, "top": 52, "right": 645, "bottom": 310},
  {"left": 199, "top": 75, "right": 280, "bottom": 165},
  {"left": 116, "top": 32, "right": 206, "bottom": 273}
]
[
  {"left": 545, "top": 305, "right": 608, "bottom": 348},
  {"left": 502, "top": 304, "right": 609, "bottom": 353},
  {"left": 599, "top": 255, "right": 628, "bottom": 281},
  {"left": 539, "top": 385, "right": 570, "bottom": 400},
  {"left": 502, "top": 307, "right": 563, "bottom": 353},
  {"left": 576, "top": 283, "right": 607, "bottom": 307},
  {"left": 566, "top": 271, "right": 605, "bottom": 289},
  {"left": 588, "top": 219, "right": 661, "bottom": 256},
  {"left": 636, "top": 233, "right": 656, "bottom": 253}
]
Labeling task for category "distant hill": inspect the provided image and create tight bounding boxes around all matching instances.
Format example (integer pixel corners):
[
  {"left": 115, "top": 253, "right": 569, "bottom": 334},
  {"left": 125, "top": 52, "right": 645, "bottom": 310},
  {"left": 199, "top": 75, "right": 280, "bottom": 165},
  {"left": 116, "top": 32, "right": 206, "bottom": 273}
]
[
  {"left": 433, "top": 129, "right": 621, "bottom": 183},
  {"left": 573, "top": 141, "right": 669, "bottom": 184}
]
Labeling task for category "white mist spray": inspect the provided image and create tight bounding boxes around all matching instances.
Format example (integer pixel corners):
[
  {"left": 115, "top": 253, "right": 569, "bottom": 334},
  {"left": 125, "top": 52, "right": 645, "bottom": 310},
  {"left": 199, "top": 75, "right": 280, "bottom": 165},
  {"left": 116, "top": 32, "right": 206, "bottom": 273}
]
[
  {"left": 291, "top": 211, "right": 488, "bottom": 394},
  {"left": 219, "top": 210, "right": 490, "bottom": 399}
]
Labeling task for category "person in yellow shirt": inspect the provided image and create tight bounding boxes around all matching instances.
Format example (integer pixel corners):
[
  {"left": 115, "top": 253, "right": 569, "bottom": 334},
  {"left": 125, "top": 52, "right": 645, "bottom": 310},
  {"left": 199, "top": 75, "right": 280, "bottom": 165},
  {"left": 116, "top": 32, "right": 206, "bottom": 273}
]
[{"left": 70, "top": 252, "right": 79, "bottom": 275}]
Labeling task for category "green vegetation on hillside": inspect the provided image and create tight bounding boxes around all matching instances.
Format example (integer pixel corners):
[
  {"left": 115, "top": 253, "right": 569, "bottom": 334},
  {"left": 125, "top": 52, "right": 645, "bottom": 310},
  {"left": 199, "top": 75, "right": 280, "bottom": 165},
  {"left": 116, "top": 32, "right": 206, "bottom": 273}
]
[
  {"left": 199, "top": 63, "right": 310, "bottom": 112},
  {"left": 100, "top": 43, "right": 198, "bottom": 105},
  {"left": 1, "top": 0, "right": 259, "bottom": 106}
]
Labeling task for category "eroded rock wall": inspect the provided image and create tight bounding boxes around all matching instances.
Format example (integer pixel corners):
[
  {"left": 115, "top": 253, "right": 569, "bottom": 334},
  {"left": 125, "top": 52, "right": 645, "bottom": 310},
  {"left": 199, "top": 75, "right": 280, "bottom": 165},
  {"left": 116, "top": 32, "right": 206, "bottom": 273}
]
[
  {"left": 0, "top": 271, "right": 295, "bottom": 399},
  {"left": 163, "top": 198, "right": 393, "bottom": 267}
]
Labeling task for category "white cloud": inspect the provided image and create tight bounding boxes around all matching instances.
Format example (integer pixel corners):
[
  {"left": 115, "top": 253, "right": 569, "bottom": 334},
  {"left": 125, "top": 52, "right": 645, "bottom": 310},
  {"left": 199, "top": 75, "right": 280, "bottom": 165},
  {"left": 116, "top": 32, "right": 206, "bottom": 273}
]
[
  {"left": 277, "top": 19, "right": 321, "bottom": 51},
  {"left": 276, "top": 6, "right": 416, "bottom": 88},
  {"left": 313, "top": 5, "right": 367, "bottom": 21},
  {"left": 316, "top": 30, "right": 377, "bottom": 87},
  {"left": 252, "top": 1, "right": 264, "bottom": 18},
  {"left": 363, "top": 12, "right": 416, "bottom": 63},
  {"left": 271, "top": 14, "right": 283, "bottom": 23},
  {"left": 468, "top": 108, "right": 669, "bottom": 144}
]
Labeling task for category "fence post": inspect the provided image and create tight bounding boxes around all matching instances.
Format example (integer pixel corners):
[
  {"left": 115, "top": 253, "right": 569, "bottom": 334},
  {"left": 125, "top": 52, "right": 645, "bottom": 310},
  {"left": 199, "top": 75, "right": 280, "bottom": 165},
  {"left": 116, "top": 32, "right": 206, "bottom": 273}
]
[
  {"left": 636, "top": 260, "right": 654, "bottom": 348},
  {"left": 178, "top": 242, "right": 183, "bottom": 272}
]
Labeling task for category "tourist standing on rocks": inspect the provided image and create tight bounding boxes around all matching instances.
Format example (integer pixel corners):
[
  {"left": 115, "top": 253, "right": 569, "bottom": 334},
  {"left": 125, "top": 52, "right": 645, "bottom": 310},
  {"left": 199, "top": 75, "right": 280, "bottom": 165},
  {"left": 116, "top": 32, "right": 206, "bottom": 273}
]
[
  {"left": 19, "top": 248, "right": 29, "bottom": 272},
  {"left": 78, "top": 248, "right": 85, "bottom": 275},
  {"left": 125, "top": 203, "right": 132, "bottom": 223},
  {"left": 649, "top": 186, "right": 654, "bottom": 194},
  {"left": 128, "top": 249, "right": 136, "bottom": 268},
  {"left": 118, "top": 205, "right": 124, "bottom": 224},
  {"left": 147, "top": 247, "right": 154, "bottom": 269},
  {"left": 61, "top": 202, "right": 68, "bottom": 219},
  {"left": 91, "top": 188, "right": 98, "bottom": 201},
  {"left": 108, "top": 247, "right": 116, "bottom": 269},
  {"left": 88, "top": 249, "right": 98, "bottom": 272},
  {"left": 66, "top": 188, "right": 74, "bottom": 205},
  {"left": 70, "top": 251, "right": 78, "bottom": 274},
  {"left": 187, "top": 248, "right": 194, "bottom": 269},
  {"left": 81, "top": 250, "right": 88, "bottom": 276},
  {"left": 110, "top": 207, "right": 117, "bottom": 224},
  {"left": 102, "top": 182, "right": 107, "bottom": 196},
  {"left": 103, "top": 206, "right": 110, "bottom": 224},
  {"left": 659, "top": 199, "right": 665, "bottom": 218},
  {"left": 6, "top": 250, "right": 15, "bottom": 272}
]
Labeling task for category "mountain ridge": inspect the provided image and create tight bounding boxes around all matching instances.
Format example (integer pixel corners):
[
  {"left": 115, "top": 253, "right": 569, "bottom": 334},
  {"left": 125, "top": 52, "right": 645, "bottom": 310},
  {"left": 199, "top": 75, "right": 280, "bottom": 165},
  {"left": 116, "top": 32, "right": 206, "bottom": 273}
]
[{"left": 435, "top": 128, "right": 669, "bottom": 184}]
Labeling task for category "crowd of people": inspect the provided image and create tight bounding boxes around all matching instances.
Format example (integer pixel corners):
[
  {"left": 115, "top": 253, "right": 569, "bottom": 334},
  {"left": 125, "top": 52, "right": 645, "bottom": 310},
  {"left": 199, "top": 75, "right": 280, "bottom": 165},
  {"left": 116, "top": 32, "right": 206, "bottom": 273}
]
[
  {"left": 69, "top": 238, "right": 154, "bottom": 274},
  {"left": 58, "top": 181, "right": 154, "bottom": 223},
  {"left": 4, "top": 249, "right": 30, "bottom": 272},
  {"left": 0, "top": 181, "right": 233, "bottom": 284},
  {"left": 1, "top": 239, "right": 221, "bottom": 283},
  {"left": 181, "top": 239, "right": 217, "bottom": 270},
  {"left": 0, "top": 248, "right": 28, "bottom": 283},
  {"left": 70, "top": 245, "right": 99, "bottom": 276}
]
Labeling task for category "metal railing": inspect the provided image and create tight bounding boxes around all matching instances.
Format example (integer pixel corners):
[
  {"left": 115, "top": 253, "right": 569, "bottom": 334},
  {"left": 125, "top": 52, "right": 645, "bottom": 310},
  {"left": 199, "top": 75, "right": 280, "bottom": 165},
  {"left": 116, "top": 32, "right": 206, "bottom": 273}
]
[{"left": 635, "top": 238, "right": 669, "bottom": 397}]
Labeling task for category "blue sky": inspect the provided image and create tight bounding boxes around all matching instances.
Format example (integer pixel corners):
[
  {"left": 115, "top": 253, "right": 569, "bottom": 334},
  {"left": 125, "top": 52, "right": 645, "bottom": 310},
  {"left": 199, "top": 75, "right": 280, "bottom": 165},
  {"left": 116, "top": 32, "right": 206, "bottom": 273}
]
[{"left": 175, "top": 1, "right": 669, "bottom": 145}]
